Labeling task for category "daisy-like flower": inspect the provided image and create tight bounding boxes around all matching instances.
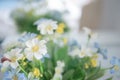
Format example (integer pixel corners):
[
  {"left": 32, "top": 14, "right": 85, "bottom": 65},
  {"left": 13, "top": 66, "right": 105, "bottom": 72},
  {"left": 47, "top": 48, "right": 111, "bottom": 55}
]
[
  {"left": 110, "top": 57, "right": 120, "bottom": 74},
  {"left": 51, "top": 61, "right": 65, "bottom": 80},
  {"left": 34, "top": 18, "right": 58, "bottom": 35},
  {"left": 24, "top": 38, "right": 47, "bottom": 61},
  {"left": 18, "top": 32, "right": 37, "bottom": 42},
  {"left": 3, "top": 70, "right": 27, "bottom": 80},
  {"left": 2, "top": 48, "right": 23, "bottom": 69},
  {"left": 69, "top": 46, "right": 92, "bottom": 58}
]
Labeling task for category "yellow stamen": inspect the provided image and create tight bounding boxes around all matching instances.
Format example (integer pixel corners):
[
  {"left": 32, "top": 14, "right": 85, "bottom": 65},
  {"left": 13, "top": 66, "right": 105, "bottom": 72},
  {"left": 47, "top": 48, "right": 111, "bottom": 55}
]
[
  {"left": 32, "top": 45, "right": 39, "bottom": 52},
  {"left": 114, "top": 65, "right": 119, "bottom": 71},
  {"left": 91, "top": 59, "right": 97, "bottom": 67},
  {"left": 33, "top": 68, "right": 42, "bottom": 78},
  {"left": 13, "top": 75, "right": 18, "bottom": 80},
  {"left": 36, "top": 35, "right": 42, "bottom": 39},
  {"left": 85, "top": 63, "right": 89, "bottom": 69},
  {"left": 58, "top": 23, "right": 65, "bottom": 28},
  {"left": 63, "top": 38, "right": 68, "bottom": 44},
  {"left": 56, "top": 27, "right": 64, "bottom": 34},
  {"left": 56, "top": 23, "right": 65, "bottom": 34},
  {"left": 23, "top": 62, "right": 27, "bottom": 66},
  {"left": 11, "top": 56, "right": 17, "bottom": 62},
  {"left": 46, "top": 26, "right": 52, "bottom": 31}
]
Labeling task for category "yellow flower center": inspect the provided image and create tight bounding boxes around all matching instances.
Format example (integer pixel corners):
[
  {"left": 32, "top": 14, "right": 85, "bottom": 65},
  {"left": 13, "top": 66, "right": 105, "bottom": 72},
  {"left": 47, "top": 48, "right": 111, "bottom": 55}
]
[
  {"left": 33, "top": 68, "right": 42, "bottom": 78},
  {"left": 91, "top": 59, "right": 97, "bottom": 67},
  {"left": 59, "top": 23, "right": 65, "bottom": 28},
  {"left": 32, "top": 45, "right": 39, "bottom": 52},
  {"left": 46, "top": 25, "right": 52, "bottom": 31},
  {"left": 85, "top": 63, "right": 89, "bottom": 69},
  {"left": 56, "top": 23, "right": 65, "bottom": 34},
  {"left": 80, "top": 51, "right": 85, "bottom": 56},
  {"left": 56, "top": 27, "right": 64, "bottom": 34},
  {"left": 114, "top": 65, "right": 119, "bottom": 71},
  {"left": 11, "top": 56, "right": 17, "bottom": 62},
  {"left": 12, "top": 75, "right": 18, "bottom": 80}
]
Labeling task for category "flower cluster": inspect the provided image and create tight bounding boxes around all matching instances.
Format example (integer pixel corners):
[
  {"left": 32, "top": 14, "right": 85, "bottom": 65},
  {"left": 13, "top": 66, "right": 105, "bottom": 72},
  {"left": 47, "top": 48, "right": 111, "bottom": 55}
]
[{"left": 0, "top": 19, "right": 119, "bottom": 80}]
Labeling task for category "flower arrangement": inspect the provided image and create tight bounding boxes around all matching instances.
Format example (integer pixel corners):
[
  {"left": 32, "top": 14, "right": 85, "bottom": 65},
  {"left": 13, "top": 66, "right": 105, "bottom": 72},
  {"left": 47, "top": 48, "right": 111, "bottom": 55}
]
[{"left": 0, "top": 19, "right": 120, "bottom": 80}]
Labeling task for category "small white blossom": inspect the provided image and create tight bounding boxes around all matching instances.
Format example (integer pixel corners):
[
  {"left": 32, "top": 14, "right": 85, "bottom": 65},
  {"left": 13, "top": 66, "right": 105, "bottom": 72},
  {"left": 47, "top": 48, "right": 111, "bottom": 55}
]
[
  {"left": 3, "top": 48, "right": 23, "bottom": 69},
  {"left": 35, "top": 19, "right": 58, "bottom": 35},
  {"left": 24, "top": 38, "right": 47, "bottom": 61},
  {"left": 69, "top": 46, "right": 92, "bottom": 58},
  {"left": 51, "top": 61, "right": 65, "bottom": 80},
  {"left": 83, "top": 27, "right": 97, "bottom": 39}
]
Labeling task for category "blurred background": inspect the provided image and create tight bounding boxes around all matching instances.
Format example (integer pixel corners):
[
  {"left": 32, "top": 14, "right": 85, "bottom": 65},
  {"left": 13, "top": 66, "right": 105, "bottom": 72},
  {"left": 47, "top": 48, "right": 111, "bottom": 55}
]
[{"left": 0, "top": 0, "right": 120, "bottom": 79}]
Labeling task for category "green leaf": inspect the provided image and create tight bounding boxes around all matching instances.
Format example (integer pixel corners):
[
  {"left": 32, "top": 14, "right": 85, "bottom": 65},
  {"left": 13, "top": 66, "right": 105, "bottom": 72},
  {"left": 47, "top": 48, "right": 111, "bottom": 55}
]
[
  {"left": 63, "top": 69, "right": 74, "bottom": 80},
  {"left": 105, "top": 77, "right": 113, "bottom": 80}
]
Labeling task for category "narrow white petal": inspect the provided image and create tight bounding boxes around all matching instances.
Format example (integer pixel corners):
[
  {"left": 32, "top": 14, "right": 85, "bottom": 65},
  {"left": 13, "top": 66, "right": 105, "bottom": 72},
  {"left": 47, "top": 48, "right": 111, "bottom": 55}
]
[
  {"left": 10, "top": 62, "right": 19, "bottom": 69},
  {"left": 26, "top": 52, "right": 34, "bottom": 61},
  {"left": 34, "top": 53, "right": 43, "bottom": 60},
  {"left": 25, "top": 40, "right": 33, "bottom": 48}
]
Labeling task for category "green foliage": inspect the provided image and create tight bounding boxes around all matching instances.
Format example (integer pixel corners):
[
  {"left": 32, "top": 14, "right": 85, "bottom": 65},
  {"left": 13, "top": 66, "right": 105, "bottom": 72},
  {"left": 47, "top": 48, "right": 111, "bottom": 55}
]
[
  {"left": 38, "top": 40, "right": 106, "bottom": 80},
  {"left": 11, "top": 9, "right": 69, "bottom": 34}
]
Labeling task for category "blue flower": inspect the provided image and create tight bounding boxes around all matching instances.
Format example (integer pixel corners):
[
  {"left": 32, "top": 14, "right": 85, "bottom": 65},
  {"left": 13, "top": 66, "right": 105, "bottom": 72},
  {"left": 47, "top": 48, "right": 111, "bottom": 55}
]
[
  {"left": 3, "top": 70, "right": 27, "bottom": 80},
  {"left": 110, "top": 57, "right": 120, "bottom": 74},
  {"left": 18, "top": 32, "right": 37, "bottom": 42},
  {"left": 68, "top": 40, "right": 81, "bottom": 51},
  {"left": 110, "top": 56, "right": 116, "bottom": 65},
  {"left": 94, "top": 42, "right": 108, "bottom": 59}
]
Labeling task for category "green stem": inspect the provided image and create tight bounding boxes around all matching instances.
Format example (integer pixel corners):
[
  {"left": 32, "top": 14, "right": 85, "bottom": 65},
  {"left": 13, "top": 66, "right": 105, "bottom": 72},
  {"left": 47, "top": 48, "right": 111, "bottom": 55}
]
[
  {"left": 39, "top": 61, "right": 43, "bottom": 74},
  {"left": 86, "top": 37, "right": 90, "bottom": 47},
  {"left": 19, "top": 64, "right": 28, "bottom": 76}
]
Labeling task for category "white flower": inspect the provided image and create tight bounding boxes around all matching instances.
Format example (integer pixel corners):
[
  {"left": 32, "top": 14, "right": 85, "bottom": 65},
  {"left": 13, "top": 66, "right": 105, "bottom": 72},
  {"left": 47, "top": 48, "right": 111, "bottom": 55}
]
[
  {"left": 83, "top": 27, "right": 97, "bottom": 39},
  {"left": 1, "top": 36, "right": 22, "bottom": 51},
  {"left": 24, "top": 38, "right": 47, "bottom": 61},
  {"left": 69, "top": 46, "right": 92, "bottom": 58},
  {"left": 35, "top": 19, "right": 58, "bottom": 35},
  {"left": 78, "top": 46, "right": 92, "bottom": 58},
  {"left": 51, "top": 61, "right": 65, "bottom": 80},
  {"left": 3, "top": 48, "right": 23, "bottom": 69}
]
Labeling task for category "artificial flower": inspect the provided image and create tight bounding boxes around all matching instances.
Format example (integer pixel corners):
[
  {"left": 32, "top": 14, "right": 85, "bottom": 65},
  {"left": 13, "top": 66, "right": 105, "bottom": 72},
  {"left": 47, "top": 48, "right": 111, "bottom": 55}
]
[
  {"left": 24, "top": 38, "right": 47, "bottom": 61},
  {"left": 51, "top": 61, "right": 65, "bottom": 80},
  {"left": 1, "top": 36, "right": 22, "bottom": 51},
  {"left": 18, "top": 32, "right": 37, "bottom": 42},
  {"left": 69, "top": 46, "right": 92, "bottom": 58},
  {"left": 94, "top": 42, "right": 108, "bottom": 59},
  {"left": 110, "top": 57, "right": 120, "bottom": 74},
  {"left": 3, "top": 70, "right": 27, "bottom": 80},
  {"left": 34, "top": 18, "right": 58, "bottom": 35},
  {"left": 3, "top": 48, "right": 23, "bottom": 69}
]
